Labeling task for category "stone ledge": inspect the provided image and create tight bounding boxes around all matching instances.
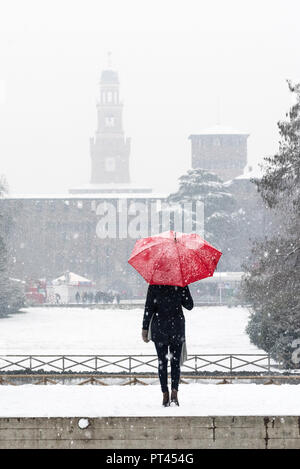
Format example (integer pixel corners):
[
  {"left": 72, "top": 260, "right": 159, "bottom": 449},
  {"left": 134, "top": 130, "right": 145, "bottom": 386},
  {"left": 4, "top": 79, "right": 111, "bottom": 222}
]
[{"left": 0, "top": 416, "right": 299, "bottom": 449}]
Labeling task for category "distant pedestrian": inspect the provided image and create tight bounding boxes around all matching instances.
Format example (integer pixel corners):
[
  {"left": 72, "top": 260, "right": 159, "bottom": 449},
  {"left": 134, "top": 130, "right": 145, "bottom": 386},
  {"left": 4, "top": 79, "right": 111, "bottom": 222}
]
[
  {"left": 103, "top": 292, "right": 109, "bottom": 303},
  {"left": 82, "top": 292, "right": 88, "bottom": 303},
  {"left": 75, "top": 291, "right": 80, "bottom": 304},
  {"left": 89, "top": 292, "right": 94, "bottom": 303},
  {"left": 98, "top": 291, "right": 104, "bottom": 303},
  {"left": 55, "top": 293, "right": 61, "bottom": 305}
]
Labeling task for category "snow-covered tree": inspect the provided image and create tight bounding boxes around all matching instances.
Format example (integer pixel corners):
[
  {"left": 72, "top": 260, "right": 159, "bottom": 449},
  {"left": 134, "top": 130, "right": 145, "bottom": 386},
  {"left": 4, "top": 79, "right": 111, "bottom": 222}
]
[
  {"left": 243, "top": 81, "right": 300, "bottom": 368},
  {"left": 0, "top": 176, "right": 25, "bottom": 314},
  {"left": 0, "top": 175, "right": 9, "bottom": 196},
  {"left": 0, "top": 176, "right": 8, "bottom": 274},
  {"left": 167, "top": 168, "right": 241, "bottom": 270},
  {"left": 256, "top": 81, "right": 300, "bottom": 211}
]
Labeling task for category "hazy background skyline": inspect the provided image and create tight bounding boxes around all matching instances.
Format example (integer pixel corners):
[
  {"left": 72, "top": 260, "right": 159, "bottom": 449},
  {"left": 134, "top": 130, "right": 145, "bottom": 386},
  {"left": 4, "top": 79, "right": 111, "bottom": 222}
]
[{"left": 0, "top": 0, "right": 299, "bottom": 195}]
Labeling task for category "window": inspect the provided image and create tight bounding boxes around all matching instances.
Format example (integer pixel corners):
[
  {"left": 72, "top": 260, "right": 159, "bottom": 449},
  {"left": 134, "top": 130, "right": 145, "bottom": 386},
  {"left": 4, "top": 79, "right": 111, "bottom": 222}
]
[{"left": 105, "top": 157, "right": 116, "bottom": 172}]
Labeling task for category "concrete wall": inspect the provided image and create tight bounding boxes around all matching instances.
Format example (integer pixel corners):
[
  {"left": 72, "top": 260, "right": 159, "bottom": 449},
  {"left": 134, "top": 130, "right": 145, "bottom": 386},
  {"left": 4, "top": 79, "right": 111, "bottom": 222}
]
[{"left": 0, "top": 416, "right": 300, "bottom": 449}]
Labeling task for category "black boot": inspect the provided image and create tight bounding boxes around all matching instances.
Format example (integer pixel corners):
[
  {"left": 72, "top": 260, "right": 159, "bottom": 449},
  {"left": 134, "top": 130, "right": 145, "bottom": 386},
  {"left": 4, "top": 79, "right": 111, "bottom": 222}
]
[
  {"left": 162, "top": 390, "right": 170, "bottom": 407},
  {"left": 170, "top": 389, "right": 179, "bottom": 406}
]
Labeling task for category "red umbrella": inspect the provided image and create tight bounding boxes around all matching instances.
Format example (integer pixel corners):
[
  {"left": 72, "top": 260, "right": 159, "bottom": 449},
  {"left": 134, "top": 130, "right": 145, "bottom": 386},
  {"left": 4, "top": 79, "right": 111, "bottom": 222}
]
[{"left": 128, "top": 230, "right": 222, "bottom": 287}]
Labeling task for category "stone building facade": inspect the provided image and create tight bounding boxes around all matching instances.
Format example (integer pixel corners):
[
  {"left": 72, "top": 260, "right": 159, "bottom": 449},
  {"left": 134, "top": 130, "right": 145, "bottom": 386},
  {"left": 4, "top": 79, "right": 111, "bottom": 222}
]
[
  {"left": 189, "top": 125, "right": 249, "bottom": 182},
  {"left": 1, "top": 194, "right": 169, "bottom": 298}
]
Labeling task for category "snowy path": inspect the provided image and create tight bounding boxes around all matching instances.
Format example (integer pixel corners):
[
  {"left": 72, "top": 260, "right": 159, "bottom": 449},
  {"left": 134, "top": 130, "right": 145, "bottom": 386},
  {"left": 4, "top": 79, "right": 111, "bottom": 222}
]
[
  {"left": 0, "top": 306, "right": 262, "bottom": 354},
  {"left": 0, "top": 384, "right": 299, "bottom": 417}
]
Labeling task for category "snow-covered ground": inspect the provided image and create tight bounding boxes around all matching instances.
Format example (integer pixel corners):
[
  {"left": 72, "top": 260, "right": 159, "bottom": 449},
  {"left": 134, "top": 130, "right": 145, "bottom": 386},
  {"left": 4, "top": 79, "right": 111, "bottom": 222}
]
[
  {"left": 0, "top": 307, "right": 298, "bottom": 418},
  {"left": 0, "top": 306, "right": 261, "bottom": 355},
  {"left": 0, "top": 384, "right": 299, "bottom": 417}
]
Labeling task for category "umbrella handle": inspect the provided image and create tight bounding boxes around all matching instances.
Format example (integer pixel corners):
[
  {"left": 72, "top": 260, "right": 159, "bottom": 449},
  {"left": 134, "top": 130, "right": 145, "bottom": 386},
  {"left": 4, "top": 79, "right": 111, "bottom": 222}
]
[{"left": 174, "top": 231, "right": 177, "bottom": 242}]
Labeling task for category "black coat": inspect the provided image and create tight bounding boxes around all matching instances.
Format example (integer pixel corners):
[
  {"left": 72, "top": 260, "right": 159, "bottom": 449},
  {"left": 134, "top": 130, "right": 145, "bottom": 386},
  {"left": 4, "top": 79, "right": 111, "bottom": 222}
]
[{"left": 142, "top": 285, "right": 194, "bottom": 345}]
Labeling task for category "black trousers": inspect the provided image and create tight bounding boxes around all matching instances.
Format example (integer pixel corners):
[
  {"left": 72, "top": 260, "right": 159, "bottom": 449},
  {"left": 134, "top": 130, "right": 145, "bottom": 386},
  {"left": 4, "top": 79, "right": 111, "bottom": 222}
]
[{"left": 154, "top": 341, "right": 183, "bottom": 393}]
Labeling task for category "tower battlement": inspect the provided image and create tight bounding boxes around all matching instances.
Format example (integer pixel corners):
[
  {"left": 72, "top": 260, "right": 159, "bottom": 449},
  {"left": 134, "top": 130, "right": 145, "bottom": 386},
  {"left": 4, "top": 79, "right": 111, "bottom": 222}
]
[{"left": 189, "top": 125, "right": 249, "bottom": 182}]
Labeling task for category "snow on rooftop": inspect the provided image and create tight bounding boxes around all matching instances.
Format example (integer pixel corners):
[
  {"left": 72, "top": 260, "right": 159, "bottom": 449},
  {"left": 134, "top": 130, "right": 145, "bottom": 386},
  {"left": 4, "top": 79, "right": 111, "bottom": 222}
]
[
  {"left": 2, "top": 192, "right": 167, "bottom": 200},
  {"left": 69, "top": 183, "right": 153, "bottom": 194},
  {"left": 224, "top": 165, "right": 263, "bottom": 185},
  {"left": 52, "top": 272, "right": 92, "bottom": 286},
  {"left": 235, "top": 166, "right": 263, "bottom": 180},
  {"left": 190, "top": 124, "right": 249, "bottom": 136},
  {"left": 201, "top": 271, "right": 244, "bottom": 283}
]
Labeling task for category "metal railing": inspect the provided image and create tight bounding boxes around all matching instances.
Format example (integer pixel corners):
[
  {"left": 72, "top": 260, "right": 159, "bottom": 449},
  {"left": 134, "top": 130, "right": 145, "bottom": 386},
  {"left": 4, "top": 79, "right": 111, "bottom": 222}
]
[{"left": 0, "top": 353, "right": 279, "bottom": 374}]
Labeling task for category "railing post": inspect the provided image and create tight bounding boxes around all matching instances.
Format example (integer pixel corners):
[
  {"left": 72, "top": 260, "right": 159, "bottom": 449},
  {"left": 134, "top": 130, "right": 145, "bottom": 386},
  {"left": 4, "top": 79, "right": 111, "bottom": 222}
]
[
  {"left": 129, "top": 356, "right": 132, "bottom": 374},
  {"left": 30, "top": 355, "right": 32, "bottom": 371},
  {"left": 230, "top": 355, "right": 233, "bottom": 373},
  {"left": 268, "top": 353, "right": 271, "bottom": 372},
  {"left": 62, "top": 355, "right": 65, "bottom": 373}
]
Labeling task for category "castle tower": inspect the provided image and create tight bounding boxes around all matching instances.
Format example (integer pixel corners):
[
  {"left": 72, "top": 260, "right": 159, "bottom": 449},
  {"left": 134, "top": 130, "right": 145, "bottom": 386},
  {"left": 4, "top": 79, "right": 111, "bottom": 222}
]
[
  {"left": 189, "top": 125, "right": 249, "bottom": 182},
  {"left": 90, "top": 68, "right": 131, "bottom": 184}
]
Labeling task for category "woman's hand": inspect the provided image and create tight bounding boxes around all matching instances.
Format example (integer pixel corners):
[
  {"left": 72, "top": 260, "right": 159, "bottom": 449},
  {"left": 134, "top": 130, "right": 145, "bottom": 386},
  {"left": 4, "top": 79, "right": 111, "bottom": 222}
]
[{"left": 142, "top": 329, "right": 149, "bottom": 343}]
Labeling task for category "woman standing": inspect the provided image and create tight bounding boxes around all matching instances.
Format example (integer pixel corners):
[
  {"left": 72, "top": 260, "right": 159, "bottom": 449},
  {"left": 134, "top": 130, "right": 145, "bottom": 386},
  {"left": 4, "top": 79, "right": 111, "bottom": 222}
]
[{"left": 142, "top": 284, "right": 194, "bottom": 407}]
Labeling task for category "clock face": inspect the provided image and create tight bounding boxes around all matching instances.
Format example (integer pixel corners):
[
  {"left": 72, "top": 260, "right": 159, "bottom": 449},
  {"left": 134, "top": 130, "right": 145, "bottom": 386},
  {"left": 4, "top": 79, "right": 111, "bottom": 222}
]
[
  {"left": 105, "top": 116, "right": 115, "bottom": 127},
  {"left": 105, "top": 157, "right": 116, "bottom": 172}
]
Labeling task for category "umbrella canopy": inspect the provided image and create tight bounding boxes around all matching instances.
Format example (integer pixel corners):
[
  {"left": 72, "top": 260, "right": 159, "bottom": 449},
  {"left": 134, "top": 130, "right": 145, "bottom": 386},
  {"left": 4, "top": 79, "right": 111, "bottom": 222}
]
[{"left": 128, "top": 230, "right": 222, "bottom": 287}]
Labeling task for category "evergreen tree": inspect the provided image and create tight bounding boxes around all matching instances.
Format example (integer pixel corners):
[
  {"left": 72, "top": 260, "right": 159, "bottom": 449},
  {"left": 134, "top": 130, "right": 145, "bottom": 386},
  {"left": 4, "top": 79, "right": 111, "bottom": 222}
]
[
  {"left": 242, "top": 81, "right": 300, "bottom": 368},
  {"left": 0, "top": 175, "right": 9, "bottom": 196},
  {"left": 0, "top": 176, "right": 25, "bottom": 314},
  {"left": 0, "top": 176, "right": 8, "bottom": 280},
  {"left": 167, "top": 168, "right": 241, "bottom": 270}
]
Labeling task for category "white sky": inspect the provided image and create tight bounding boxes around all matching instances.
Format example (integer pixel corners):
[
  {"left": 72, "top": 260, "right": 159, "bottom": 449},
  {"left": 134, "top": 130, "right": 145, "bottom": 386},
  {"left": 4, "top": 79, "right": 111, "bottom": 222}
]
[{"left": 0, "top": 0, "right": 299, "bottom": 195}]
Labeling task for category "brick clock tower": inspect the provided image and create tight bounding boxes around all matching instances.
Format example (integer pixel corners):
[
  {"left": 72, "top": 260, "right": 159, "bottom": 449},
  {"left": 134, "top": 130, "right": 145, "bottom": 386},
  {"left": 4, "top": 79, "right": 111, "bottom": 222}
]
[{"left": 90, "top": 68, "right": 131, "bottom": 185}]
